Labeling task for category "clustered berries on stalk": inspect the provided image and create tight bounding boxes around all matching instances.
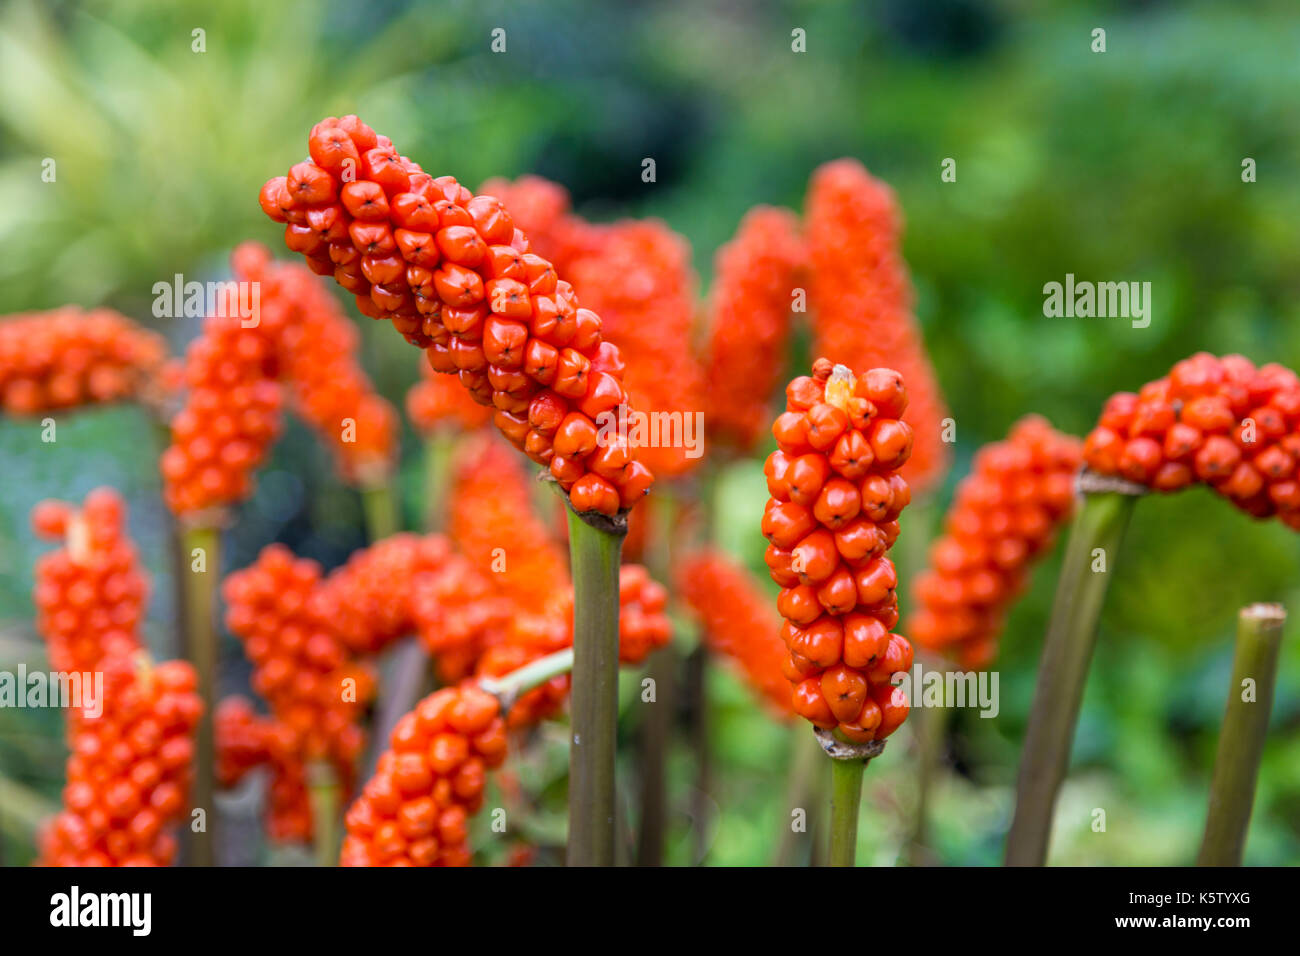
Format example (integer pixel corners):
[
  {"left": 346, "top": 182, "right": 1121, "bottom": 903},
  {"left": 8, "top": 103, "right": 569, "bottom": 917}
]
[
  {"left": 805, "top": 159, "right": 949, "bottom": 494},
  {"left": 701, "top": 207, "right": 807, "bottom": 454},
  {"left": 218, "top": 545, "right": 374, "bottom": 838},
  {"left": 763, "top": 359, "right": 914, "bottom": 741},
  {"left": 37, "top": 657, "right": 202, "bottom": 866},
  {"left": 259, "top": 116, "right": 653, "bottom": 516},
  {"left": 339, "top": 684, "right": 507, "bottom": 866},
  {"left": 161, "top": 243, "right": 397, "bottom": 516},
  {"left": 0, "top": 308, "right": 171, "bottom": 416},
  {"left": 1084, "top": 352, "right": 1300, "bottom": 528},
  {"left": 909, "top": 416, "right": 1082, "bottom": 670},
  {"left": 29, "top": 490, "right": 201, "bottom": 867},
  {"left": 678, "top": 549, "right": 793, "bottom": 717},
  {"left": 31, "top": 490, "right": 145, "bottom": 679}
]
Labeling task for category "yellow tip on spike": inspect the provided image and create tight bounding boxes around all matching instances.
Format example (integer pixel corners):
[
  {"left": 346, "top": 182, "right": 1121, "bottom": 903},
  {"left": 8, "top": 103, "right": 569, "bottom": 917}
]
[{"left": 824, "top": 363, "right": 856, "bottom": 412}]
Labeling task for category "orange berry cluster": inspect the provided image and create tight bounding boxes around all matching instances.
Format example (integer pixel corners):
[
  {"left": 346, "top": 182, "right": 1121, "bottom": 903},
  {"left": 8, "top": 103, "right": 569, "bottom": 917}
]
[
  {"left": 339, "top": 683, "right": 507, "bottom": 866},
  {"left": 406, "top": 355, "right": 492, "bottom": 435},
  {"left": 37, "top": 656, "right": 202, "bottom": 867},
  {"left": 678, "top": 549, "right": 793, "bottom": 717},
  {"left": 222, "top": 545, "right": 373, "bottom": 781},
  {"left": 31, "top": 489, "right": 145, "bottom": 680},
  {"left": 1084, "top": 353, "right": 1300, "bottom": 528},
  {"left": 564, "top": 219, "right": 706, "bottom": 478},
  {"left": 214, "top": 696, "right": 316, "bottom": 843},
  {"left": 0, "top": 308, "right": 169, "bottom": 416},
  {"left": 762, "top": 359, "right": 914, "bottom": 742},
  {"left": 448, "top": 435, "right": 572, "bottom": 619},
  {"left": 260, "top": 116, "right": 653, "bottom": 516},
  {"left": 159, "top": 301, "right": 282, "bottom": 517},
  {"left": 909, "top": 416, "right": 1082, "bottom": 670},
  {"left": 477, "top": 175, "right": 596, "bottom": 274},
  {"left": 316, "top": 533, "right": 510, "bottom": 679},
  {"left": 805, "top": 159, "right": 949, "bottom": 495},
  {"left": 702, "top": 207, "right": 807, "bottom": 454},
  {"left": 232, "top": 243, "right": 398, "bottom": 486}
]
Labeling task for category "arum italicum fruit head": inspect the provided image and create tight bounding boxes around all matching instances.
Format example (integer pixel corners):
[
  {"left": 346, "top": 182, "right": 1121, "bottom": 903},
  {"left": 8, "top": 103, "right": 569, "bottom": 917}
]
[
  {"left": 764, "top": 358, "right": 915, "bottom": 743},
  {"left": 260, "top": 116, "right": 654, "bottom": 517}
]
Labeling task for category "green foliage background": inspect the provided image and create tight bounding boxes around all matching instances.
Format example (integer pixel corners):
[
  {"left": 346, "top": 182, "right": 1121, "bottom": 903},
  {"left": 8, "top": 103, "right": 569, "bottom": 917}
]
[{"left": 2, "top": 0, "right": 1299, "bottom": 865}]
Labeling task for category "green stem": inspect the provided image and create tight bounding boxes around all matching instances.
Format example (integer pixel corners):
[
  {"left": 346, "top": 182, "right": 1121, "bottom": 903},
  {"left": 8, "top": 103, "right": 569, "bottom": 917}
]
[
  {"left": 1197, "top": 603, "right": 1286, "bottom": 866},
  {"left": 829, "top": 754, "right": 866, "bottom": 867},
  {"left": 565, "top": 508, "right": 625, "bottom": 867},
  {"left": 181, "top": 523, "right": 221, "bottom": 867},
  {"left": 478, "top": 647, "right": 576, "bottom": 709},
  {"left": 360, "top": 480, "right": 400, "bottom": 541},
  {"left": 308, "top": 761, "right": 340, "bottom": 867},
  {"left": 636, "top": 491, "right": 677, "bottom": 867},
  {"left": 1004, "top": 487, "right": 1139, "bottom": 866},
  {"left": 421, "top": 434, "right": 454, "bottom": 532},
  {"left": 774, "top": 726, "right": 826, "bottom": 866},
  {"left": 904, "top": 673, "right": 951, "bottom": 866}
]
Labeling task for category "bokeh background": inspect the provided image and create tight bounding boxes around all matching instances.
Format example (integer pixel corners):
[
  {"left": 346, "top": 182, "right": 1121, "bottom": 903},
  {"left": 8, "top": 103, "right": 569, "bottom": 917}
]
[{"left": 2, "top": 0, "right": 1299, "bottom": 865}]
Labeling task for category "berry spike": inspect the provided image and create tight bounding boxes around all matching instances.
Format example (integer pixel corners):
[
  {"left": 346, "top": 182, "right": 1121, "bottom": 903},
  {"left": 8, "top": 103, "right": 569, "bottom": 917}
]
[
  {"left": 259, "top": 117, "right": 653, "bottom": 517},
  {"left": 1083, "top": 352, "right": 1300, "bottom": 527},
  {"left": 908, "top": 416, "right": 1083, "bottom": 670},
  {"left": 0, "top": 308, "right": 171, "bottom": 416},
  {"left": 701, "top": 206, "right": 807, "bottom": 455},
  {"left": 763, "top": 358, "right": 914, "bottom": 742},
  {"left": 804, "top": 159, "right": 949, "bottom": 495}
]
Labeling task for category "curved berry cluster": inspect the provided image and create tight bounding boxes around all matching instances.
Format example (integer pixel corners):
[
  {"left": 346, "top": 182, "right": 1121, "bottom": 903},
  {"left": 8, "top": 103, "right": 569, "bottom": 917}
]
[
  {"left": 909, "top": 416, "right": 1082, "bottom": 669},
  {"left": 477, "top": 175, "right": 596, "bottom": 273},
  {"left": 0, "top": 308, "right": 170, "bottom": 416},
  {"left": 805, "top": 159, "right": 949, "bottom": 495},
  {"left": 260, "top": 116, "right": 653, "bottom": 515},
  {"left": 762, "top": 359, "right": 914, "bottom": 741},
  {"left": 222, "top": 545, "right": 373, "bottom": 784},
  {"left": 702, "top": 207, "right": 807, "bottom": 454},
  {"left": 564, "top": 219, "right": 705, "bottom": 478},
  {"left": 678, "top": 549, "right": 792, "bottom": 717},
  {"left": 339, "top": 683, "right": 507, "bottom": 866},
  {"left": 1084, "top": 353, "right": 1300, "bottom": 527},
  {"left": 214, "top": 697, "right": 315, "bottom": 843},
  {"left": 37, "top": 656, "right": 201, "bottom": 866},
  {"left": 406, "top": 355, "right": 492, "bottom": 435},
  {"left": 31, "top": 489, "right": 145, "bottom": 680}
]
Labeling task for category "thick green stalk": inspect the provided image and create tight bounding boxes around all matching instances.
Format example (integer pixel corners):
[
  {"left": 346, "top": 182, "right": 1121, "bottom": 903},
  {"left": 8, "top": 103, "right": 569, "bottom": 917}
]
[
  {"left": 421, "top": 434, "right": 454, "bottom": 532},
  {"left": 636, "top": 491, "right": 676, "bottom": 867},
  {"left": 360, "top": 480, "right": 400, "bottom": 541},
  {"left": 182, "top": 523, "right": 221, "bottom": 866},
  {"left": 829, "top": 756, "right": 866, "bottom": 867},
  {"left": 308, "top": 761, "right": 340, "bottom": 867},
  {"left": 1005, "top": 487, "right": 1138, "bottom": 866},
  {"left": 1198, "top": 603, "right": 1286, "bottom": 866},
  {"left": 565, "top": 508, "right": 625, "bottom": 867}
]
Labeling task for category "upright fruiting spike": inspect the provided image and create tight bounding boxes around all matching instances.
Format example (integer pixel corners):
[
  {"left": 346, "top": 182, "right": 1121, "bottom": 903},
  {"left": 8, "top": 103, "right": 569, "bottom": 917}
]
[{"left": 763, "top": 358, "right": 915, "bottom": 743}]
